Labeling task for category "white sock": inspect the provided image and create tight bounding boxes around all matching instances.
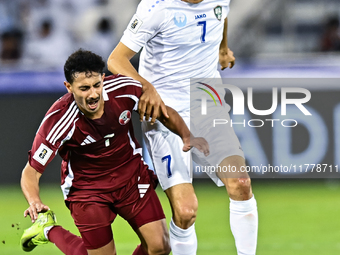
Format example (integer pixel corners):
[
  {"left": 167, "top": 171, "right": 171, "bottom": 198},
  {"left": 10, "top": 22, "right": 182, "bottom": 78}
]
[
  {"left": 230, "top": 195, "right": 258, "bottom": 255},
  {"left": 169, "top": 218, "right": 197, "bottom": 255},
  {"left": 43, "top": 225, "right": 54, "bottom": 240}
]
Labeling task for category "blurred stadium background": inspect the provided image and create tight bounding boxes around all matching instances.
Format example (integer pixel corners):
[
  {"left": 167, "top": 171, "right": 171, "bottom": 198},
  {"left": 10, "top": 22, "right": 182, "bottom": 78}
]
[{"left": 1, "top": 0, "right": 340, "bottom": 254}]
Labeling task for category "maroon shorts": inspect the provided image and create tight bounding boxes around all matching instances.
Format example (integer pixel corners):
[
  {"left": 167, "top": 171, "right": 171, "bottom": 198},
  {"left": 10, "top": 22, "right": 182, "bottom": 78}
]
[{"left": 68, "top": 171, "right": 165, "bottom": 249}]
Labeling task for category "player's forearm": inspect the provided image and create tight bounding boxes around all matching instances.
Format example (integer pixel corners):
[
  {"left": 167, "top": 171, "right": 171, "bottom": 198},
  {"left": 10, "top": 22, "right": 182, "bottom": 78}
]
[
  {"left": 21, "top": 162, "right": 43, "bottom": 206},
  {"left": 158, "top": 106, "right": 190, "bottom": 143},
  {"left": 219, "top": 17, "right": 229, "bottom": 51},
  {"left": 107, "top": 44, "right": 154, "bottom": 92}
]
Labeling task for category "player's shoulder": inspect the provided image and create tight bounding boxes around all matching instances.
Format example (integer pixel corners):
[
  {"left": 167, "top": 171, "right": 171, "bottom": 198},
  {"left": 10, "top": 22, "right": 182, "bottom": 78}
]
[
  {"left": 104, "top": 74, "right": 142, "bottom": 97},
  {"left": 104, "top": 74, "right": 142, "bottom": 87},
  {"left": 138, "top": 0, "right": 170, "bottom": 13},
  {"left": 47, "top": 93, "right": 77, "bottom": 117},
  {"left": 129, "top": 0, "right": 172, "bottom": 34},
  {"left": 37, "top": 93, "right": 79, "bottom": 135},
  {"left": 206, "top": 0, "right": 231, "bottom": 8},
  {"left": 201, "top": 0, "right": 230, "bottom": 4}
]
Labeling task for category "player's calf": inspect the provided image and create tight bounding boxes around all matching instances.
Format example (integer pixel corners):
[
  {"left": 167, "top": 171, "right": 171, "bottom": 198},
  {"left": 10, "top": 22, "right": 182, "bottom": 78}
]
[
  {"left": 136, "top": 218, "right": 171, "bottom": 255},
  {"left": 147, "top": 244, "right": 171, "bottom": 255}
]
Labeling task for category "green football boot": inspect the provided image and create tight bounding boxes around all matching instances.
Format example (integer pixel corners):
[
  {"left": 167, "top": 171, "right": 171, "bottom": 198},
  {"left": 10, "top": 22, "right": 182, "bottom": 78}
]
[{"left": 20, "top": 210, "right": 57, "bottom": 252}]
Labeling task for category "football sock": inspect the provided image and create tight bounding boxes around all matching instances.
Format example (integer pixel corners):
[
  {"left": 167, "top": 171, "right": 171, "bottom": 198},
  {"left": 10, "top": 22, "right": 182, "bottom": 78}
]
[
  {"left": 230, "top": 195, "right": 258, "bottom": 255},
  {"left": 132, "top": 244, "right": 148, "bottom": 255},
  {"left": 43, "top": 225, "right": 54, "bottom": 240},
  {"left": 169, "top": 218, "right": 197, "bottom": 255},
  {"left": 48, "top": 226, "right": 87, "bottom": 255}
]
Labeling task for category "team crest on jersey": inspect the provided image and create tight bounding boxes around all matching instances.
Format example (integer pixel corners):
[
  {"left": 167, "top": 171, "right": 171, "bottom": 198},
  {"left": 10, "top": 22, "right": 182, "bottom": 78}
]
[
  {"left": 119, "top": 110, "right": 131, "bottom": 125},
  {"left": 214, "top": 6, "right": 222, "bottom": 21},
  {"left": 128, "top": 14, "right": 143, "bottom": 34},
  {"left": 174, "top": 12, "right": 187, "bottom": 27}
]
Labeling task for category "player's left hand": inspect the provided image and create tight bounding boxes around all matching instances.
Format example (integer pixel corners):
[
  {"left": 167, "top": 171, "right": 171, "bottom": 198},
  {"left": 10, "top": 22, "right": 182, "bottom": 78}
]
[
  {"left": 24, "top": 202, "right": 50, "bottom": 223},
  {"left": 183, "top": 136, "right": 210, "bottom": 156},
  {"left": 219, "top": 47, "right": 235, "bottom": 70}
]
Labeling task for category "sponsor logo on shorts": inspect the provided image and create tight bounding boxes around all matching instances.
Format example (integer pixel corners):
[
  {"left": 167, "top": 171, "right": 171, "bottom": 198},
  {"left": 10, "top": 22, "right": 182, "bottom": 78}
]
[
  {"left": 119, "top": 110, "right": 131, "bottom": 125},
  {"left": 138, "top": 184, "right": 150, "bottom": 198}
]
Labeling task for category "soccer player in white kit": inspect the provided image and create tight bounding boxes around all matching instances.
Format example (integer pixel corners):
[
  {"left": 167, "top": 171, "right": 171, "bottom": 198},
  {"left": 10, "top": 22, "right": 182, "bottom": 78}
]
[{"left": 108, "top": 0, "right": 258, "bottom": 254}]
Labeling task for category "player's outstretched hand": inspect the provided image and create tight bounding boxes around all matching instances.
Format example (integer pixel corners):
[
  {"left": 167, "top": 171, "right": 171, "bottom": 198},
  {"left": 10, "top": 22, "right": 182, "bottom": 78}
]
[
  {"left": 139, "top": 83, "right": 169, "bottom": 124},
  {"left": 24, "top": 202, "right": 50, "bottom": 223},
  {"left": 219, "top": 47, "right": 235, "bottom": 70},
  {"left": 183, "top": 136, "right": 210, "bottom": 157}
]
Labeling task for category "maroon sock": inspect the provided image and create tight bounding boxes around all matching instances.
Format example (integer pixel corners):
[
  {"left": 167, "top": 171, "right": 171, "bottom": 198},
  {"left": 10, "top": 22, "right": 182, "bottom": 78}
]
[
  {"left": 132, "top": 244, "right": 148, "bottom": 255},
  {"left": 48, "top": 226, "right": 87, "bottom": 255}
]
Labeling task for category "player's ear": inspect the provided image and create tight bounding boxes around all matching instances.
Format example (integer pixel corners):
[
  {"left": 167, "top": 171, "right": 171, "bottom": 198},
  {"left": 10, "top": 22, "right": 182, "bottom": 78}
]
[
  {"left": 64, "top": 81, "right": 72, "bottom": 93},
  {"left": 102, "top": 73, "right": 105, "bottom": 81}
]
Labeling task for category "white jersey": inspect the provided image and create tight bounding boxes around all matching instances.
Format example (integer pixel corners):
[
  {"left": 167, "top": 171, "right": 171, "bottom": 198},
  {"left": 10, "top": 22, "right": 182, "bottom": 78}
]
[{"left": 121, "top": 0, "right": 230, "bottom": 113}]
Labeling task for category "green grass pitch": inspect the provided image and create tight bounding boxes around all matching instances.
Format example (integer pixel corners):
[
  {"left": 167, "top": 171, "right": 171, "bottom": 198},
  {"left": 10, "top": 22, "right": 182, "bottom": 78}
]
[{"left": 1, "top": 179, "right": 340, "bottom": 255}]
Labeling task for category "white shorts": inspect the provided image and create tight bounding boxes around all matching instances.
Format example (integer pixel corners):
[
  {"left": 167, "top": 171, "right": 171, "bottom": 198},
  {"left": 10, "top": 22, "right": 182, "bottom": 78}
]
[
  {"left": 142, "top": 105, "right": 244, "bottom": 190},
  {"left": 190, "top": 103, "right": 245, "bottom": 186}
]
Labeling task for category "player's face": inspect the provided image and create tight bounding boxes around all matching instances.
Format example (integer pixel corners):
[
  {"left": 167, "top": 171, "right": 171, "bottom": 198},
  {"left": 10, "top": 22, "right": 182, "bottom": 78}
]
[
  {"left": 64, "top": 72, "right": 105, "bottom": 119},
  {"left": 181, "top": 0, "right": 204, "bottom": 3}
]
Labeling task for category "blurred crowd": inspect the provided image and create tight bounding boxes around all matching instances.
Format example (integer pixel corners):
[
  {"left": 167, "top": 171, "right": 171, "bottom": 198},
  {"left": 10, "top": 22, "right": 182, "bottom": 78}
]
[
  {"left": 320, "top": 16, "right": 340, "bottom": 52},
  {"left": 1, "top": 0, "right": 340, "bottom": 72},
  {"left": 0, "top": 0, "right": 138, "bottom": 71}
]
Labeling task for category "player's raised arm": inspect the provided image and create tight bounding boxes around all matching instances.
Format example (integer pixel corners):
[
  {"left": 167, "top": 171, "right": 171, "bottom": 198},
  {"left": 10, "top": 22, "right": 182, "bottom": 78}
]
[
  {"left": 108, "top": 42, "right": 169, "bottom": 124},
  {"left": 219, "top": 17, "right": 235, "bottom": 70},
  {"left": 21, "top": 162, "right": 49, "bottom": 223},
  {"left": 157, "top": 106, "right": 209, "bottom": 156}
]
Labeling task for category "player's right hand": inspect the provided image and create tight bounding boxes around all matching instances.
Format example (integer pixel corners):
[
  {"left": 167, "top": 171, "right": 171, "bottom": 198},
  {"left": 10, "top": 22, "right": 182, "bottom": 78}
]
[
  {"left": 183, "top": 136, "right": 210, "bottom": 157},
  {"left": 219, "top": 47, "right": 235, "bottom": 70},
  {"left": 139, "top": 83, "right": 169, "bottom": 124},
  {"left": 24, "top": 202, "right": 50, "bottom": 223}
]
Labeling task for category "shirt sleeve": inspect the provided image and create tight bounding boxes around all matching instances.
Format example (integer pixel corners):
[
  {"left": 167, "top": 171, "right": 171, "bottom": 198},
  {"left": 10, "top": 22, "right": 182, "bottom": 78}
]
[
  {"left": 120, "top": 0, "right": 167, "bottom": 52},
  {"left": 223, "top": 1, "right": 230, "bottom": 20},
  {"left": 28, "top": 101, "right": 77, "bottom": 173},
  {"left": 122, "top": 77, "right": 142, "bottom": 112},
  {"left": 132, "top": 84, "right": 142, "bottom": 111},
  {"left": 28, "top": 132, "right": 58, "bottom": 174},
  {"left": 107, "top": 74, "right": 143, "bottom": 112}
]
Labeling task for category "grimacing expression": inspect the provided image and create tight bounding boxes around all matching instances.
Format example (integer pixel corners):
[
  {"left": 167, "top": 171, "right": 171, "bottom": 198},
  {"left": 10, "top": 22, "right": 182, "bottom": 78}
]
[{"left": 64, "top": 72, "right": 105, "bottom": 119}]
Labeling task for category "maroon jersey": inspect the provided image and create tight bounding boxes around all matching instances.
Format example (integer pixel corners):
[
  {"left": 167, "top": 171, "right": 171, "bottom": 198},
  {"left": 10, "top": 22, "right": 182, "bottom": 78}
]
[{"left": 28, "top": 74, "right": 148, "bottom": 201}]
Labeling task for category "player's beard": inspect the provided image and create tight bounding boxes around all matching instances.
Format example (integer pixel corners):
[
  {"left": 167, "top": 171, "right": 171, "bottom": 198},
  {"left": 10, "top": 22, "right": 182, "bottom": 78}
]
[{"left": 86, "top": 96, "right": 101, "bottom": 111}]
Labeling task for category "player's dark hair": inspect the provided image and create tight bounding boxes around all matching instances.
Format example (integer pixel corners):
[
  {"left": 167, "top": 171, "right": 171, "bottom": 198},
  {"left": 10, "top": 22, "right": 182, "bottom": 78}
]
[{"left": 64, "top": 49, "right": 105, "bottom": 83}]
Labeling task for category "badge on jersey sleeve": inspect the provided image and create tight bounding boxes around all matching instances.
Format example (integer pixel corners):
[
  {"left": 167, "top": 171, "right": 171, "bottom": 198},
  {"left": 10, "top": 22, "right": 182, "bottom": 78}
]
[
  {"left": 119, "top": 110, "right": 132, "bottom": 125},
  {"left": 128, "top": 14, "right": 143, "bottom": 34},
  {"left": 33, "top": 143, "right": 53, "bottom": 166},
  {"left": 214, "top": 6, "right": 222, "bottom": 21}
]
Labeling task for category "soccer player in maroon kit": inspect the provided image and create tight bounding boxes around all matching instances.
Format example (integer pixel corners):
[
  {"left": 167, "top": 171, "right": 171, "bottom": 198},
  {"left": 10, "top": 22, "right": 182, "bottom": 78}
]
[{"left": 20, "top": 49, "right": 209, "bottom": 255}]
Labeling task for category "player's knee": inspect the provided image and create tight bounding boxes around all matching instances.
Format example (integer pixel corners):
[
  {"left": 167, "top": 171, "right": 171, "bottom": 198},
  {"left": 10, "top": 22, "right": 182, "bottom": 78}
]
[
  {"left": 226, "top": 177, "right": 252, "bottom": 200},
  {"left": 174, "top": 202, "right": 198, "bottom": 228}
]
